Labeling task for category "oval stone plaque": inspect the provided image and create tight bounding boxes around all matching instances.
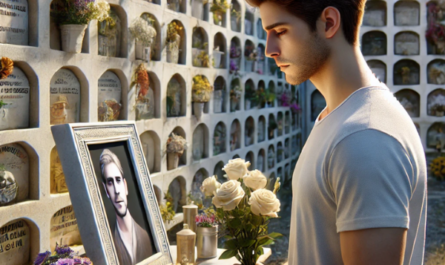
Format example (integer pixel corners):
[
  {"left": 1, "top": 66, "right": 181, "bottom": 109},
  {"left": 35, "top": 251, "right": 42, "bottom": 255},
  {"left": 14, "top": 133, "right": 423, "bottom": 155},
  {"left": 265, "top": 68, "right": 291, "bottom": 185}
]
[
  {"left": 98, "top": 71, "right": 122, "bottom": 121},
  {"left": 0, "top": 143, "right": 28, "bottom": 206},
  {"left": 0, "top": 67, "right": 30, "bottom": 131},
  {"left": 0, "top": 219, "right": 30, "bottom": 265},
  {"left": 50, "top": 69, "right": 80, "bottom": 125},
  {"left": 50, "top": 206, "right": 82, "bottom": 251},
  {"left": 0, "top": 0, "right": 28, "bottom": 45}
]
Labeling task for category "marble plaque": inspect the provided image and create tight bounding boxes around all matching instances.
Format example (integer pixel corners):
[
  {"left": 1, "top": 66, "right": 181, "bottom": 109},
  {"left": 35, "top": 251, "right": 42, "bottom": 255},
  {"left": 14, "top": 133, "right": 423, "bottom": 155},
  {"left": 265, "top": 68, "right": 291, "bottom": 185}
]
[
  {"left": 50, "top": 206, "right": 82, "bottom": 250},
  {"left": 98, "top": 71, "right": 122, "bottom": 122},
  {"left": 395, "top": 2, "right": 419, "bottom": 26},
  {"left": 0, "top": 143, "right": 28, "bottom": 205},
  {"left": 363, "top": 9, "right": 385, "bottom": 27},
  {"left": 0, "top": 0, "right": 28, "bottom": 45},
  {"left": 0, "top": 220, "right": 30, "bottom": 265},
  {"left": 395, "top": 33, "right": 419, "bottom": 55},
  {"left": 50, "top": 69, "right": 80, "bottom": 125},
  {"left": 0, "top": 67, "right": 29, "bottom": 131}
]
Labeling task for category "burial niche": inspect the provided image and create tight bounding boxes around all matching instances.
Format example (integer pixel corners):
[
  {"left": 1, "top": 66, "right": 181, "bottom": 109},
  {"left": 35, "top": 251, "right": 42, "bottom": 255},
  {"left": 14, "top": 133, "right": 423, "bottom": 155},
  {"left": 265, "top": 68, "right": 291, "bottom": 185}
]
[
  {"left": 140, "top": 130, "right": 161, "bottom": 173},
  {"left": 244, "top": 79, "right": 256, "bottom": 110},
  {"left": 168, "top": 127, "right": 187, "bottom": 168},
  {"left": 98, "top": 71, "right": 122, "bottom": 122},
  {"left": 257, "top": 44, "right": 266, "bottom": 75},
  {"left": 168, "top": 176, "right": 187, "bottom": 213},
  {"left": 245, "top": 116, "right": 255, "bottom": 146},
  {"left": 214, "top": 161, "right": 226, "bottom": 183},
  {"left": 257, "top": 19, "right": 266, "bottom": 40},
  {"left": 230, "top": 37, "right": 241, "bottom": 72},
  {"left": 258, "top": 115, "right": 266, "bottom": 142},
  {"left": 277, "top": 142, "right": 283, "bottom": 163},
  {"left": 244, "top": 40, "right": 256, "bottom": 72},
  {"left": 394, "top": 1, "right": 420, "bottom": 26},
  {"left": 244, "top": 9, "right": 254, "bottom": 35},
  {"left": 257, "top": 149, "right": 265, "bottom": 172},
  {"left": 98, "top": 6, "right": 124, "bottom": 57},
  {"left": 136, "top": 13, "right": 161, "bottom": 61},
  {"left": 50, "top": 205, "right": 82, "bottom": 251},
  {"left": 167, "top": 74, "right": 186, "bottom": 117},
  {"left": 0, "top": 0, "right": 29, "bottom": 45},
  {"left": 268, "top": 114, "right": 277, "bottom": 140},
  {"left": 363, "top": 0, "right": 387, "bottom": 27},
  {"left": 361, "top": 31, "right": 387, "bottom": 56},
  {"left": 192, "top": 27, "right": 209, "bottom": 68},
  {"left": 245, "top": 151, "right": 254, "bottom": 170},
  {"left": 167, "top": 0, "right": 186, "bottom": 13},
  {"left": 268, "top": 145, "right": 275, "bottom": 169},
  {"left": 136, "top": 71, "right": 160, "bottom": 120},
  {"left": 394, "top": 89, "right": 420, "bottom": 118},
  {"left": 230, "top": 119, "right": 241, "bottom": 151},
  {"left": 230, "top": 0, "right": 241, "bottom": 32},
  {"left": 191, "top": 168, "right": 210, "bottom": 207},
  {"left": 427, "top": 89, "right": 445, "bottom": 116},
  {"left": 50, "top": 68, "right": 81, "bottom": 125},
  {"left": 277, "top": 112, "right": 283, "bottom": 137},
  {"left": 428, "top": 60, "right": 445, "bottom": 85},
  {"left": 394, "top": 32, "right": 419, "bottom": 55},
  {"left": 213, "top": 76, "right": 226, "bottom": 113},
  {"left": 427, "top": 122, "right": 445, "bottom": 149},
  {"left": 192, "top": 124, "right": 209, "bottom": 161},
  {"left": 213, "top": 33, "right": 227, "bottom": 69},
  {"left": 0, "top": 219, "right": 33, "bottom": 265},
  {"left": 213, "top": 122, "right": 227, "bottom": 156},
  {"left": 191, "top": 0, "right": 208, "bottom": 21},
  {"left": 394, "top": 59, "right": 420, "bottom": 85},
  {"left": 230, "top": 78, "right": 242, "bottom": 112},
  {"left": 285, "top": 112, "right": 291, "bottom": 134},
  {"left": 284, "top": 138, "right": 290, "bottom": 159},
  {"left": 367, "top": 60, "right": 387, "bottom": 83}
]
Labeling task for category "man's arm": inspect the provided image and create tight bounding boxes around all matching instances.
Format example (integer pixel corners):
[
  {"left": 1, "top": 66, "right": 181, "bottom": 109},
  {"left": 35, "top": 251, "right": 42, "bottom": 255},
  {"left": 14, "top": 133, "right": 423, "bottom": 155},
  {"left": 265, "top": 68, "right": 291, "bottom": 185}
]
[{"left": 340, "top": 227, "right": 407, "bottom": 265}]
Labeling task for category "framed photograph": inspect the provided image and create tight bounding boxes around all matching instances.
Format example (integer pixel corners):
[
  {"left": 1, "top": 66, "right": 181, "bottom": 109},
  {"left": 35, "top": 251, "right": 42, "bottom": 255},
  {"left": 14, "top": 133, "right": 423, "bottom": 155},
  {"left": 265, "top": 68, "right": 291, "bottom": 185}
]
[{"left": 51, "top": 122, "right": 173, "bottom": 265}]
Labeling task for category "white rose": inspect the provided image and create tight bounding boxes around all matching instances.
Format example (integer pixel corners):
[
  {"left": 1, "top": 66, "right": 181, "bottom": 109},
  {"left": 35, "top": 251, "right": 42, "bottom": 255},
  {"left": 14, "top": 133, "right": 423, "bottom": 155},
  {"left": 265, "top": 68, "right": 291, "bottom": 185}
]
[
  {"left": 249, "top": 189, "right": 280, "bottom": 217},
  {"left": 243, "top": 170, "right": 267, "bottom": 191},
  {"left": 212, "top": 180, "right": 245, "bottom": 211},
  {"left": 200, "top": 176, "right": 221, "bottom": 197},
  {"left": 222, "top": 158, "right": 251, "bottom": 180}
]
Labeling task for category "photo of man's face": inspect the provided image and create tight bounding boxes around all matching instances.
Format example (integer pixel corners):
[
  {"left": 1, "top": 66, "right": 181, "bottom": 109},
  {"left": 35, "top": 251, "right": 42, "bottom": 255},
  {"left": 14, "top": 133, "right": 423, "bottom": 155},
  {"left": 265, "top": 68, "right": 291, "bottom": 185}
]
[{"left": 89, "top": 142, "right": 157, "bottom": 265}]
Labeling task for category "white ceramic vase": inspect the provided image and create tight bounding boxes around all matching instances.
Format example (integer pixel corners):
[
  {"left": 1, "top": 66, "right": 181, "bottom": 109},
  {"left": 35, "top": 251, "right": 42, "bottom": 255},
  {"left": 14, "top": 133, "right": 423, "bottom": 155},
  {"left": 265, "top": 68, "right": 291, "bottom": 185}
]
[
  {"left": 213, "top": 50, "right": 224, "bottom": 68},
  {"left": 167, "top": 152, "right": 179, "bottom": 170},
  {"left": 167, "top": 43, "right": 180, "bottom": 63},
  {"left": 135, "top": 42, "right": 151, "bottom": 62},
  {"left": 60, "top": 24, "right": 88, "bottom": 53},
  {"left": 193, "top": 102, "right": 204, "bottom": 120}
]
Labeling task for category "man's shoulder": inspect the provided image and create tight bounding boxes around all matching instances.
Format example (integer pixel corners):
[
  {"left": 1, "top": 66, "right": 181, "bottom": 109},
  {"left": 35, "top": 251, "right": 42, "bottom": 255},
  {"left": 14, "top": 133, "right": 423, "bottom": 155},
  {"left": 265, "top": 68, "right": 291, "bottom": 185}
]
[{"left": 134, "top": 219, "right": 151, "bottom": 243}]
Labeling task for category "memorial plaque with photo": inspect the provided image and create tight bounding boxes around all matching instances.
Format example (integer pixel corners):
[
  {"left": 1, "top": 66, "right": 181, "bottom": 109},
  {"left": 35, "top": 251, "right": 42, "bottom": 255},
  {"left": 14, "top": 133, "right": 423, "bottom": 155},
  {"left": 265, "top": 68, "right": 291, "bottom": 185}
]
[
  {"left": 98, "top": 71, "right": 122, "bottom": 122},
  {"left": 0, "top": 0, "right": 28, "bottom": 45},
  {"left": 50, "top": 69, "right": 80, "bottom": 125},
  {"left": 0, "top": 143, "right": 28, "bottom": 205},
  {"left": 0, "top": 67, "right": 30, "bottom": 131},
  {"left": 0, "top": 220, "right": 30, "bottom": 265},
  {"left": 50, "top": 206, "right": 82, "bottom": 250}
]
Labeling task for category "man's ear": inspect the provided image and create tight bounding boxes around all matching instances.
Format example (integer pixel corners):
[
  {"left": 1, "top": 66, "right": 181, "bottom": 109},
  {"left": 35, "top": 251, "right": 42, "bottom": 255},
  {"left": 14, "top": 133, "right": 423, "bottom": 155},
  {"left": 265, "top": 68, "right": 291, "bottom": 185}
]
[
  {"left": 103, "top": 182, "right": 110, "bottom": 199},
  {"left": 124, "top": 178, "right": 128, "bottom": 196},
  {"left": 319, "top": 7, "right": 341, "bottom": 40}
]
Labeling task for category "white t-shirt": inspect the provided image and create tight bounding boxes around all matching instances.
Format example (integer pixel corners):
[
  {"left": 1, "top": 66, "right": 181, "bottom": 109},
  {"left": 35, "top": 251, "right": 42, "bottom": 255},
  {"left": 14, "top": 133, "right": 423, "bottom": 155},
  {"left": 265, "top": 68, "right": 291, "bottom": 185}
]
[{"left": 288, "top": 85, "right": 427, "bottom": 265}]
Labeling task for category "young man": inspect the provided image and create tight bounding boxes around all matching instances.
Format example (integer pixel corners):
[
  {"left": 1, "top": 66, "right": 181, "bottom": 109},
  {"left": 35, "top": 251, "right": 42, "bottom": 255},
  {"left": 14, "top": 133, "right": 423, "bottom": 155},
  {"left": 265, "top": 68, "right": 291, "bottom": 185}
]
[
  {"left": 246, "top": 0, "right": 427, "bottom": 264},
  {"left": 100, "top": 149, "right": 155, "bottom": 265}
]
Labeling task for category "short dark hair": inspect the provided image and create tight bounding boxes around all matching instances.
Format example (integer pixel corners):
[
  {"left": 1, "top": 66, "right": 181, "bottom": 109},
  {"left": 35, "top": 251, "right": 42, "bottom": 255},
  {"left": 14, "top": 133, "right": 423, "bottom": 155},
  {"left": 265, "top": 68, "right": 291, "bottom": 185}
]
[
  {"left": 246, "top": 0, "right": 366, "bottom": 45},
  {"left": 99, "top": 149, "right": 124, "bottom": 182}
]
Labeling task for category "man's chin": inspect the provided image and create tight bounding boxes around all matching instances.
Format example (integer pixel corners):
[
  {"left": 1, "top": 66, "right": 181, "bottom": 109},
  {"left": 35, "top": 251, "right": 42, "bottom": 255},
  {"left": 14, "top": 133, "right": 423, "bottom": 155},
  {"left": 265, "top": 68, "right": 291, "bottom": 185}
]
[{"left": 115, "top": 206, "right": 128, "bottom": 218}]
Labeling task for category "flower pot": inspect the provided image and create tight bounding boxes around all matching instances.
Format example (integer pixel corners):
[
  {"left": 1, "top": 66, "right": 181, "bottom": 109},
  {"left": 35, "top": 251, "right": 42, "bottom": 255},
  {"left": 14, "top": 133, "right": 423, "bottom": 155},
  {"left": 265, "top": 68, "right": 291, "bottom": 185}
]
[
  {"left": 192, "top": 48, "right": 203, "bottom": 67},
  {"left": 60, "top": 24, "right": 88, "bottom": 53},
  {"left": 197, "top": 226, "right": 218, "bottom": 259},
  {"left": 167, "top": 152, "right": 180, "bottom": 170},
  {"left": 135, "top": 42, "right": 152, "bottom": 62},
  {"left": 191, "top": 0, "right": 204, "bottom": 20},
  {"left": 213, "top": 50, "right": 224, "bottom": 68},
  {"left": 193, "top": 102, "right": 204, "bottom": 120},
  {"left": 167, "top": 43, "right": 180, "bottom": 64}
]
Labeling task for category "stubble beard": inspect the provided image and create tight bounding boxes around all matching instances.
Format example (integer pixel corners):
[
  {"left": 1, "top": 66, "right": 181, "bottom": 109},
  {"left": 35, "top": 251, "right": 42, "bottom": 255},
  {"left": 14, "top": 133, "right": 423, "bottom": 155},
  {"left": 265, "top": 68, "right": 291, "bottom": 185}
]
[{"left": 285, "top": 32, "right": 330, "bottom": 85}]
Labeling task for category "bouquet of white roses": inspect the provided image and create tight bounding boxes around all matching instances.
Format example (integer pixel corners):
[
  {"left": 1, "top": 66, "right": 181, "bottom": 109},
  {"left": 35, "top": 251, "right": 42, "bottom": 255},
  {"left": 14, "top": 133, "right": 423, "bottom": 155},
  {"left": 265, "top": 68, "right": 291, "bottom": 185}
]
[{"left": 200, "top": 159, "right": 282, "bottom": 265}]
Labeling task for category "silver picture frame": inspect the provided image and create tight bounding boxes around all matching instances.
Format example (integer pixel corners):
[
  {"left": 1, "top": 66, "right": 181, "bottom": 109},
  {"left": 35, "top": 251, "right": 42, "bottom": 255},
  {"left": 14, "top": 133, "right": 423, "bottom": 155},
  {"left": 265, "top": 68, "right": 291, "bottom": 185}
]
[{"left": 51, "top": 122, "right": 173, "bottom": 265}]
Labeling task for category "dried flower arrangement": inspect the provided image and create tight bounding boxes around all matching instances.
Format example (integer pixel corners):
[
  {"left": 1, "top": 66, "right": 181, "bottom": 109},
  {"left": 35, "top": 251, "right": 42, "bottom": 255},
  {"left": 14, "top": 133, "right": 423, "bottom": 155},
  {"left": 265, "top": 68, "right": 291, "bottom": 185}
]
[
  {"left": 429, "top": 156, "right": 445, "bottom": 181},
  {"left": 51, "top": 0, "right": 110, "bottom": 25},
  {"left": 0, "top": 57, "right": 13, "bottom": 80},
  {"left": 129, "top": 17, "right": 157, "bottom": 46},
  {"left": 192, "top": 75, "right": 213, "bottom": 103},
  {"left": 167, "top": 133, "right": 188, "bottom": 154},
  {"left": 167, "top": 21, "right": 183, "bottom": 42},
  {"left": 160, "top": 191, "right": 176, "bottom": 224},
  {"left": 230, "top": 85, "right": 243, "bottom": 103},
  {"left": 211, "top": 0, "right": 229, "bottom": 24},
  {"left": 193, "top": 50, "right": 210, "bottom": 67}
]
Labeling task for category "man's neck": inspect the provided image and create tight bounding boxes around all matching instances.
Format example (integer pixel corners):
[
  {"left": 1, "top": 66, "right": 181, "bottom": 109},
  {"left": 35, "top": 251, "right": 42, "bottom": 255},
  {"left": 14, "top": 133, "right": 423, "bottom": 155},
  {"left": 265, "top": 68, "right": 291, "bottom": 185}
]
[
  {"left": 116, "top": 211, "right": 133, "bottom": 233},
  {"left": 310, "top": 45, "right": 381, "bottom": 117}
]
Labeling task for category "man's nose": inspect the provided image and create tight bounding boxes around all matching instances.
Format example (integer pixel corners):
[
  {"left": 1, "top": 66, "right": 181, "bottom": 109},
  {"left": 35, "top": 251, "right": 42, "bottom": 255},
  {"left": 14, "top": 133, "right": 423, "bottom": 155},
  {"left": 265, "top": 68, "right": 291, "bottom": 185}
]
[{"left": 265, "top": 33, "right": 280, "bottom": 58}]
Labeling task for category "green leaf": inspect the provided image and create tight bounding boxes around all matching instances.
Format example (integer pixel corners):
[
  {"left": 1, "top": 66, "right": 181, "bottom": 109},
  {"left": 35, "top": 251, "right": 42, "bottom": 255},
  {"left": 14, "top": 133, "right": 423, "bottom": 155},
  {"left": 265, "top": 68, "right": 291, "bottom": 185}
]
[
  {"left": 238, "top": 239, "right": 256, "bottom": 248},
  {"left": 259, "top": 238, "right": 275, "bottom": 246},
  {"left": 258, "top": 246, "right": 264, "bottom": 256},
  {"left": 269, "top": 232, "right": 283, "bottom": 239},
  {"left": 219, "top": 249, "right": 237, "bottom": 259},
  {"left": 224, "top": 239, "right": 238, "bottom": 250},
  {"left": 229, "top": 218, "right": 242, "bottom": 227},
  {"left": 251, "top": 214, "right": 263, "bottom": 226}
]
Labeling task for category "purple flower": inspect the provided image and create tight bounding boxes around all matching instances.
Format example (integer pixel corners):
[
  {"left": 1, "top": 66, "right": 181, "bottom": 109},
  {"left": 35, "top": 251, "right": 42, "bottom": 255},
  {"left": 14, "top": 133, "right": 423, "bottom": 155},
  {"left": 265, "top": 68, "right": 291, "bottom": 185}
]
[
  {"left": 230, "top": 59, "right": 238, "bottom": 71},
  {"left": 34, "top": 251, "right": 51, "bottom": 265},
  {"left": 290, "top": 103, "right": 301, "bottom": 113},
  {"left": 56, "top": 258, "right": 75, "bottom": 265}
]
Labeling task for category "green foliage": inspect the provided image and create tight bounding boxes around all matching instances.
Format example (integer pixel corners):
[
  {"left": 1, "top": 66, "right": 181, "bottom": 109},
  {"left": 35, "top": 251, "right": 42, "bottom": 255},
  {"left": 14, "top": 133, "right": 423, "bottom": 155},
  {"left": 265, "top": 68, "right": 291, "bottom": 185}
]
[
  {"left": 0, "top": 100, "right": 6, "bottom": 109},
  {"left": 51, "top": 0, "right": 109, "bottom": 25}
]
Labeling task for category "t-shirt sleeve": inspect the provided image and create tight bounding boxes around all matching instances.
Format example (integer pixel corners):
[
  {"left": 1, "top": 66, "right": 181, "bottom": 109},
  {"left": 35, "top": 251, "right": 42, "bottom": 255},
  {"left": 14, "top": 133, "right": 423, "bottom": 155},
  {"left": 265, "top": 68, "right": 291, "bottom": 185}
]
[{"left": 326, "top": 129, "right": 416, "bottom": 233}]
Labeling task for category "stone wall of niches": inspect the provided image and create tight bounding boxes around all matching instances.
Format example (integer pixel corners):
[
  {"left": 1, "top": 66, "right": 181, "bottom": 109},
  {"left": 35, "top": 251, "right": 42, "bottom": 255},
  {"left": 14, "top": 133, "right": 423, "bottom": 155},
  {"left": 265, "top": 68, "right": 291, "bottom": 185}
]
[
  {"left": 305, "top": 0, "right": 445, "bottom": 154},
  {"left": 0, "top": 0, "right": 303, "bottom": 261}
]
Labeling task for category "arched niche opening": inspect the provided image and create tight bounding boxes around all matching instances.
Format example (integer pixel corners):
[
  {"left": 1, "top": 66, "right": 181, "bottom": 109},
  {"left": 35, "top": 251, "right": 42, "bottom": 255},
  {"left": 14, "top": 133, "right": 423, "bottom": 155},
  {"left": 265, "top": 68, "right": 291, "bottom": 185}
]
[
  {"left": 192, "top": 27, "right": 210, "bottom": 67},
  {"left": 277, "top": 167, "right": 283, "bottom": 185},
  {"left": 167, "top": 0, "right": 186, "bottom": 14},
  {"left": 367, "top": 60, "right": 387, "bottom": 83},
  {"left": 213, "top": 122, "right": 227, "bottom": 156},
  {"left": 244, "top": 79, "right": 256, "bottom": 110},
  {"left": 50, "top": 205, "right": 82, "bottom": 250},
  {"left": 137, "top": 13, "right": 162, "bottom": 61},
  {"left": 213, "top": 76, "right": 227, "bottom": 113},
  {"left": 394, "top": 89, "right": 420, "bottom": 118},
  {"left": 191, "top": 168, "right": 210, "bottom": 207},
  {"left": 168, "top": 127, "right": 187, "bottom": 168},
  {"left": 146, "top": 0, "right": 161, "bottom": 5},
  {"left": 0, "top": 62, "right": 38, "bottom": 131},
  {"left": 277, "top": 142, "right": 283, "bottom": 163},
  {"left": 136, "top": 71, "right": 161, "bottom": 120},
  {"left": 230, "top": 119, "right": 241, "bottom": 151},
  {"left": 394, "top": 1, "right": 420, "bottom": 26},
  {"left": 257, "top": 44, "right": 266, "bottom": 75},
  {"left": 427, "top": 59, "right": 445, "bottom": 85},
  {"left": 244, "top": 10, "right": 254, "bottom": 35},
  {"left": 232, "top": 154, "right": 240, "bottom": 159},
  {"left": 98, "top": 70, "right": 124, "bottom": 122},
  {"left": 267, "top": 80, "right": 276, "bottom": 107},
  {"left": 50, "top": 0, "right": 89, "bottom": 53},
  {"left": 311, "top": 90, "right": 326, "bottom": 122},
  {"left": 363, "top": 0, "right": 387, "bottom": 27},
  {"left": 268, "top": 145, "right": 275, "bottom": 169},
  {"left": 213, "top": 33, "right": 227, "bottom": 69},
  {"left": 50, "top": 147, "right": 68, "bottom": 194},
  {"left": 244, "top": 39, "right": 256, "bottom": 72},
  {"left": 211, "top": 2, "right": 227, "bottom": 26},
  {"left": 284, "top": 112, "right": 291, "bottom": 134},
  {"left": 168, "top": 176, "right": 187, "bottom": 213},
  {"left": 229, "top": 37, "right": 241, "bottom": 72},
  {"left": 153, "top": 185, "right": 162, "bottom": 206},
  {"left": 0, "top": 142, "right": 38, "bottom": 206},
  {"left": 0, "top": 218, "right": 39, "bottom": 265},
  {"left": 245, "top": 116, "right": 255, "bottom": 146},
  {"left": 427, "top": 88, "right": 445, "bottom": 116},
  {"left": 267, "top": 172, "right": 276, "bottom": 191},
  {"left": 166, "top": 20, "right": 187, "bottom": 65},
  {"left": 284, "top": 138, "right": 290, "bottom": 159},
  {"left": 140, "top": 130, "right": 161, "bottom": 174},
  {"left": 257, "top": 149, "right": 265, "bottom": 172},
  {"left": 257, "top": 18, "right": 266, "bottom": 40},
  {"left": 230, "top": 0, "right": 241, "bottom": 32},
  {"left": 0, "top": 0, "right": 38, "bottom": 46},
  {"left": 258, "top": 115, "right": 266, "bottom": 142},
  {"left": 167, "top": 74, "right": 186, "bottom": 117},
  {"left": 361, "top": 31, "right": 387, "bottom": 56},
  {"left": 284, "top": 163, "right": 290, "bottom": 183},
  {"left": 230, "top": 78, "right": 241, "bottom": 112},
  {"left": 192, "top": 124, "right": 209, "bottom": 161},
  {"left": 277, "top": 112, "right": 284, "bottom": 137},
  {"left": 98, "top": 5, "right": 127, "bottom": 58},
  {"left": 245, "top": 151, "right": 254, "bottom": 170},
  {"left": 394, "top": 31, "right": 419, "bottom": 55},
  {"left": 257, "top": 80, "right": 266, "bottom": 109},
  {"left": 427, "top": 122, "right": 445, "bottom": 149},
  {"left": 50, "top": 67, "right": 89, "bottom": 124},
  {"left": 393, "top": 59, "right": 420, "bottom": 85},
  {"left": 214, "top": 161, "right": 226, "bottom": 183},
  {"left": 268, "top": 113, "right": 277, "bottom": 140},
  {"left": 191, "top": 0, "right": 209, "bottom": 21}
]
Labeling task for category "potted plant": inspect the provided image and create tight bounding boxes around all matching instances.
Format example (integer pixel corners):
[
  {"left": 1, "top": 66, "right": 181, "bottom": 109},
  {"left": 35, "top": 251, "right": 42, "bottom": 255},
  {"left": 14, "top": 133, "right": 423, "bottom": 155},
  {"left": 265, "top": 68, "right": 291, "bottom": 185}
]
[
  {"left": 210, "top": 0, "right": 229, "bottom": 26},
  {"left": 268, "top": 119, "right": 277, "bottom": 139},
  {"left": 229, "top": 41, "right": 241, "bottom": 74},
  {"left": 98, "top": 8, "right": 119, "bottom": 57},
  {"left": 160, "top": 191, "right": 176, "bottom": 224},
  {"left": 167, "top": 0, "right": 182, "bottom": 12},
  {"left": 230, "top": 7, "right": 241, "bottom": 31},
  {"left": 129, "top": 17, "right": 157, "bottom": 62},
  {"left": 192, "top": 75, "right": 213, "bottom": 119},
  {"left": 244, "top": 45, "right": 256, "bottom": 72},
  {"left": 166, "top": 133, "right": 187, "bottom": 170},
  {"left": 244, "top": 84, "right": 259, "bottom": 110},
  {"left": 166, "top": 21, "right": 183, "bottom": 63},
  {"left": 230, "top": 85, "right": 243, "bottom": 112},
  {"left": 51, "top": 0, "right": 110, "bottom": 53},
  {"left": 191, "top": 0, "right": 209, "bottom": 20},
  {"left": 426, "top": 22, "right": 445, "bottom": 54}
]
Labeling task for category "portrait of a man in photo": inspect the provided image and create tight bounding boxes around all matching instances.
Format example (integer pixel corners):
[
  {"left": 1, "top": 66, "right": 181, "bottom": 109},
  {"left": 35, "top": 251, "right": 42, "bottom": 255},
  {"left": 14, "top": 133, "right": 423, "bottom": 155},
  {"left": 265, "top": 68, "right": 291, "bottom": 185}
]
[{"left": 99, "top": 148, "right": 154, "bottom": 265}]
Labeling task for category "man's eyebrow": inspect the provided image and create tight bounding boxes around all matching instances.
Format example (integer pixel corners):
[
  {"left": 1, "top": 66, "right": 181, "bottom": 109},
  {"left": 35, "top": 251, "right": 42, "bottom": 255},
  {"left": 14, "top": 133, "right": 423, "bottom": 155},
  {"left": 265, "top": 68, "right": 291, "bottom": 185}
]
[{"left": 265, "top": 22, "right": 288, "bottom": 31}]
